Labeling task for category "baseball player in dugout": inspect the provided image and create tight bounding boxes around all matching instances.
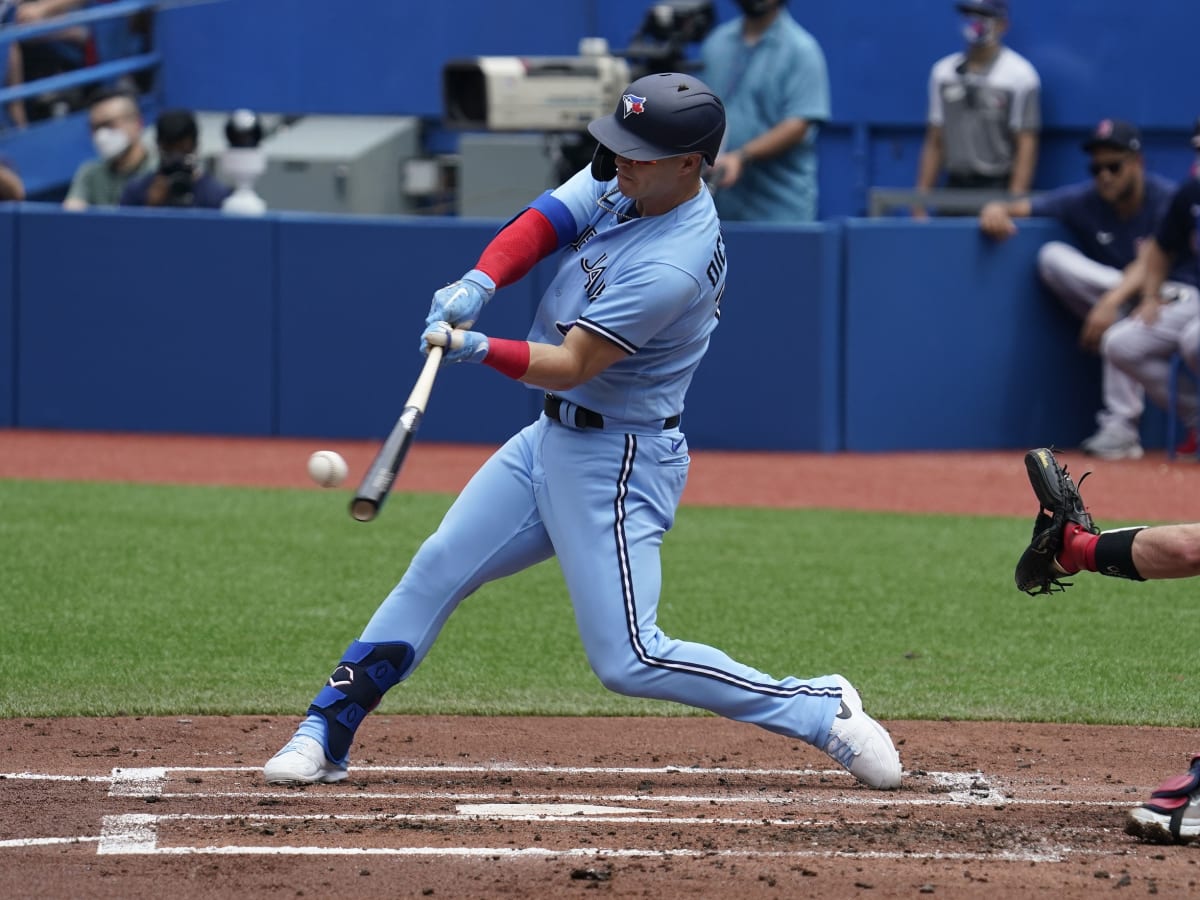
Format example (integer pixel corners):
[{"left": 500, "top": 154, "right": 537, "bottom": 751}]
[
  {"left": 265, "top": 72, "right": 902, "bottom": 791},
  {"left": 912, "top": 0, "right": 1041, "bottom": 217},
  {"left": 978, "top": 119, "right": 1200, "bottom": 460},
  {"left": 1016, "top": 448, "right": 1200, "bottom": 843}
]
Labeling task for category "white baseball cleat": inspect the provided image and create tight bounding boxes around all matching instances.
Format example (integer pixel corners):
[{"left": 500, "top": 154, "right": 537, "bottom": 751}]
[
  {"left": 822, "top": 676, "right": 902, "bottom": 790},
  {"left": 263, "top": 734, "right": 348, "bottom": 784}
]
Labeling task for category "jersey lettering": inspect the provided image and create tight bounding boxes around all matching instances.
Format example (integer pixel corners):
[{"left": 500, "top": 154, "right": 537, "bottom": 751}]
[
  {"left": 570, "top": 225, "right": 598, "bottom": 252},
  {"left": 580, "top": 253, "right": 608, "bottom": 302},
  {"left": 705, "top": 234, "right": 727, "bottom": 288}
]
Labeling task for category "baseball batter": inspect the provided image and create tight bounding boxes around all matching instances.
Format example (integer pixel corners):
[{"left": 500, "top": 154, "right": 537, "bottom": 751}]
[{"left": 264, "top": 72, "right": 901, "bottom": 791}]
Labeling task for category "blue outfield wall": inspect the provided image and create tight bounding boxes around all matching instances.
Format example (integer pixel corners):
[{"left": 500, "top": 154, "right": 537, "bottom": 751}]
[{"left": 0, "top": 205, "right": 1139, "bottom": 452}]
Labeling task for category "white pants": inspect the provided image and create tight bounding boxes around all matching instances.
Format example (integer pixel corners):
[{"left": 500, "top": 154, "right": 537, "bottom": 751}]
[
  {"left": 1104, "top": 291, "right": 1200, "bottom": 432},
  {"left": 1037, "top": 241, "right": 1144, "bottom": 435}
]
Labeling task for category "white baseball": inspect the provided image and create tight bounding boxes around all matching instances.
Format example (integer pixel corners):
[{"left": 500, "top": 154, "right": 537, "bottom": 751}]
[{"left": 307, "top": 450, "right": 348, "bottom": 488}]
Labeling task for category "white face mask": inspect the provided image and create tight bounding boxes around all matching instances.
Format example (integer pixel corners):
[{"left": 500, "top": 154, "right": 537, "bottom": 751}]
[{"left": 92, "top": 126, "right": 131, "bottom": 162}]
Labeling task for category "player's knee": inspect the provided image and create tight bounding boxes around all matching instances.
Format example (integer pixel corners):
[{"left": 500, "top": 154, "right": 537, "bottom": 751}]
[
  {"left": 1101, "top": 324, "right": 1137, "bottom": 371},
  {"left": 587, "top": 654, "right": 645, "bottom": 697},
  {"left": 1036, "top": 241, "right": 1073, "bottom": 286}
]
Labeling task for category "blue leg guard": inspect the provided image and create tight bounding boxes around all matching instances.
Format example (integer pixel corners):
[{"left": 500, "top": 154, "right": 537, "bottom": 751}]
[{"left": 306, "top": 639, "right": 413, "bottom": 765}]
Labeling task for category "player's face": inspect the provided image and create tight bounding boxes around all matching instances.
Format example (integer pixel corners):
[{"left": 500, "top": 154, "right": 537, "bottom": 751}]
[
  {"left": 1089, "top": 150, "right": 1140, "bottom": 204},
  {"left": 614, "top": 153, "right": 701, "bottom": 212}
]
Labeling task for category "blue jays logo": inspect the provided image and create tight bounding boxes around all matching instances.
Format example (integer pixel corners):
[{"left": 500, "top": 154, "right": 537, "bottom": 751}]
[
  {"left": 580, "top": 253, "right": 608, "bottom": 302},
  {"left": 622, "top": 93, "right": 647, "bottom": 118}
]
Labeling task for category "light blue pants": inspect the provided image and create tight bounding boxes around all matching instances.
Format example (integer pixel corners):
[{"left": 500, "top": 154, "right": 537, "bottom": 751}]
[{"left": 360, "top": 414, "right": 841, "bottom": 746}]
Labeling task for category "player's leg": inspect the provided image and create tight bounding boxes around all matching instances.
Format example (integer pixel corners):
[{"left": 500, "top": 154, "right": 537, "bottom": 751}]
[
  {"left": 1103, "top": 288, "right": 1200, "bottom": 438},
  {"left": 265, "top": 424, "right": 554, "bottom": 783},
  {"left": 1127, "top": 755, "right": 1200, "bottom": 844},
  {"left": 539, "top": 426, "right": 900, "bottom": 789}
]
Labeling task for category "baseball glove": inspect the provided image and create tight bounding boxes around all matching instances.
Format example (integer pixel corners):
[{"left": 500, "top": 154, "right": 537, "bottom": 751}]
[{"left": 1014, "top": 447, "right": 1099, "bottom": 595}]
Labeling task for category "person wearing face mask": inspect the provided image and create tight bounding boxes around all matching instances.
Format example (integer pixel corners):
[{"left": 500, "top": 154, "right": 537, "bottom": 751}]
[
  {"left": 699, "top": 0, "right": 829, "bottom": 221},
  {"left": 913, "top": 0, "right": 1040, "bottom": 217},
  {"left": 63, "top": 89, "right": 155, "bottom": 210},
  {"left": 119, "top": 107, "right": 231, "bottom": 209},
  {"left": 977, "top": 119, "right": 1198, "bottom": 460}
]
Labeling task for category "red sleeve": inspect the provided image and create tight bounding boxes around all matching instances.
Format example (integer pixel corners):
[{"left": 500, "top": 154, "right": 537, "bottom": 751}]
[{"left": 474, "top": 208, "right": 558, "bottom": 289}]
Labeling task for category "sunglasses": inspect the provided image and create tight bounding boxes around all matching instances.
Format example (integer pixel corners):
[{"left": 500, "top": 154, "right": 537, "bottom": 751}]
[
  {"left": 1089, "top": 160, "right": 1126, "bottom": 177},
  {"left": 616, "top": 156, "right": 658, "bottom": 167}
]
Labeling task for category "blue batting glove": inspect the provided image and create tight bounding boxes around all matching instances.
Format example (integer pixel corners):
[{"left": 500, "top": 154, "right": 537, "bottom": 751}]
[
  {"left": 423, "top": 320, "right": 490, "bottom": 365},
  {"left": 426, "top": 269, "right": 495, "bottom": 330}
]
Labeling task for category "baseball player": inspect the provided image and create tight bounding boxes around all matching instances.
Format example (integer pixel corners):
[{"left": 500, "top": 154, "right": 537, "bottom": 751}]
[
  {"left": 264, "top": 72, "right": 902, "bottom": 791},
  {"left": 1015, "top": 448, "right": 1200, "bottom": 843},
  {"left": 979, "top": 119, "right": 1199, "bottom": 460}
]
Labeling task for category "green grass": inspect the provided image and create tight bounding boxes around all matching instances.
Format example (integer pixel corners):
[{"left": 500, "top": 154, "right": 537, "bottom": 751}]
[{"left": 0, "top": 479, "right": 1196, "bottom": 726}]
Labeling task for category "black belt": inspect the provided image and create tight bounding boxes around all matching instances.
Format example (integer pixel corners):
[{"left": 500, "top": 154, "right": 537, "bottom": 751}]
[{"left": 543, "top": 394, "right": 680, "bottom": 431}]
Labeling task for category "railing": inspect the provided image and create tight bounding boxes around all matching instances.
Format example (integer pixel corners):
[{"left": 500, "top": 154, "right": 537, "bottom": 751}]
[{"left": 0, "top": 0, "right": 161, "bottom": 108}]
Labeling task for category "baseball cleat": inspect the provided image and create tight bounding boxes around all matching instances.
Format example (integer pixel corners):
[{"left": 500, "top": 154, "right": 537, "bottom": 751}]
[
  {"left": 821, "top": 676, "right": 902, "bottom": 790},
  {"left": 263, "top": 734, "right": 348, "bottom": 784},
  {"left": 1125, "top": 757, "right": 1200, "bottom": 844}
]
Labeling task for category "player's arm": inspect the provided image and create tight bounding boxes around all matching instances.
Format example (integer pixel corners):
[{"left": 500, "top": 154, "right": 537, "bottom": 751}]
[
  {"left": 715, "top": 117, "right": 810, "bottom": 188},
  {"left": 1007, "top": 129, "right": 1038, "bottom": 198}
]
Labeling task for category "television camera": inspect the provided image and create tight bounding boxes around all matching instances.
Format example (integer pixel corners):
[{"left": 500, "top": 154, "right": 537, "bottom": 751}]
[{"left": 441, "top": 0, "right": 716, "bottom": 134}]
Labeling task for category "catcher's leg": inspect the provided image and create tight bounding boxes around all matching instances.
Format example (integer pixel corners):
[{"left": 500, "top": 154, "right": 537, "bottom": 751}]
[{"left": 1126, "top": 756, "right": 1200, "bottom": 844}]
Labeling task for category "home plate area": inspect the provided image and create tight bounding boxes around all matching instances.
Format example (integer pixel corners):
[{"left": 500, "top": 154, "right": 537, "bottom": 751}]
[
  {"left": 4, "top": 763, "right": 1123, "bottom": 860},
  {"left": 3, "top": 716, "right": 1198, "bottom": 897}
]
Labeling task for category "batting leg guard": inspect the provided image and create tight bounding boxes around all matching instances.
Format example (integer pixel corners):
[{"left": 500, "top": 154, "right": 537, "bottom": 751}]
[{"left": 306, "top": 639, "right": 414, "bottom": 765}]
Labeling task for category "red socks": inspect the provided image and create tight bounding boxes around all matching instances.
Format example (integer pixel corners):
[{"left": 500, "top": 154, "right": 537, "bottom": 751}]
[{"left": 1056, "top": 523, "right": 1099, "bottom": 574}]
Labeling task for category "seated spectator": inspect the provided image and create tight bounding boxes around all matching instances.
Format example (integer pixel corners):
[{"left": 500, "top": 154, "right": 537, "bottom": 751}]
[
  {"left": 0, "top": 157, "right": 24, "bottom": 199},
  {"left": 63, "top": 88, "right": 155, "bottom": 209},
  {"left": 913, "top": 0, "right": 1040, "bottom": 217},
  {"left": 1104, "top": 166, "right": 1200, "bottom": 455},
  {"left": 120, "top": 108, "right": 231, "bottom": 209},
  {"left": 978, "top": 119, "right": 1195, "bottom": 460}
]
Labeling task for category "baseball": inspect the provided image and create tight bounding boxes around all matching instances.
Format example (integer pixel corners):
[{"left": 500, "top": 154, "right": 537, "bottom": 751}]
[{"left": 307, "top": 450, "right": 348, "bottom": 488}]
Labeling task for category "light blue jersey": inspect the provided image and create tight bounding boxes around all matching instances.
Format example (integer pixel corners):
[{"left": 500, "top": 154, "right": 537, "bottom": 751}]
[{"left": 528, "top": 167, "right": 727, "bottom": 428}]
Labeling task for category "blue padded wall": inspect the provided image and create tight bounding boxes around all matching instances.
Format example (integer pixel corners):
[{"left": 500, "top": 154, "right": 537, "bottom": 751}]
[
  {"left": 274, "top": 214, "right": 542, "bottom": 444},
  {"left": 16, "top": 206, "right": 275, "bottom": 434},
  {"left": 843, "top": 219, "right": 1100, "bottom": 451}
]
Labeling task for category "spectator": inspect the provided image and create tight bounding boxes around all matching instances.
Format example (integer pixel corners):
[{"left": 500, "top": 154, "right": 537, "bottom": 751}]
[
  {"left": 699, "top": 0, "right": 829, "bottom": 222},
  {"left": 1, "top": 0, "right": 28, "bottom": 129},
  {"left": 63, "top": 88, "right": 154, "bottom": 209},
  {"left": 913, "top": 0, "right": 1040, "bottom": 217},
  {"left": 978, "top": 119, "right": 1196, "bottom": 460},
  {"left": 120, "top": 108, "right": 231, "bottom": 209},
  {"left": 1103, "top": 165, "right": 1200, "bottom": 453},
  {"left": 13, "top": 0, "right": 91, "bottom": 120},
  {"left": 0, "top": 157, "right": 24, "bottom": 199}
]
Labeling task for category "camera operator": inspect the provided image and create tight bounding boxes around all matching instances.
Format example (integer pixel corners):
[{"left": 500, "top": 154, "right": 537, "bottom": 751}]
[{"left": 120, "top": 108, "right": 231, "bottom": 209}]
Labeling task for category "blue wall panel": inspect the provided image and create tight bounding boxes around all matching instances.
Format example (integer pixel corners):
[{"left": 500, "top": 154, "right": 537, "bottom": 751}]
[
  {"left": 686, "top": 224, "right": 841, "bottom": 451},
  {"left": 843, "top": 219, "right": 1101, "bottom": 452},
  {"left": 16, "top": 207, "right": 275, "bottom": 434},
  {"left": 0, "top": 207, "right": 13, "bottom": 427},
  {"left": 274, "top": 215, "right": 542, "bottom": 444}
]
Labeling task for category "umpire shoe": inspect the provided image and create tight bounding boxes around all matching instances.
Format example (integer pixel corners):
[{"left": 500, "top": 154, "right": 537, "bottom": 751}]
[
  {"left": 1125, "top": 756, "right": 1200, "bottom": 844},
  {"left": 263, "top": 735, "right": 348, "bottom": 785},
  {"left": 822, "top": 676, "right": 902, "bottom": 790}
]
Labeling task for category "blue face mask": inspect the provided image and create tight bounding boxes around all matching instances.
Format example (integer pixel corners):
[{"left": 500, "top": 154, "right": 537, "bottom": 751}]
[{"left": 962, "top": 14, "right": 998, "bottom": 47}]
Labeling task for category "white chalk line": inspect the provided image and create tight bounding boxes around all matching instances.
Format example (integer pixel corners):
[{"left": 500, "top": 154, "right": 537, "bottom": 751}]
[{"left": 0, "top": 765, "right": 1127, "bottom": 863}]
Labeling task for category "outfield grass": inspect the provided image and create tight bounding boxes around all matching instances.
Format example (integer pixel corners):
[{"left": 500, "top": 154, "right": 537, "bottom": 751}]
[{"left": 0, "top": 479, "right": 1195, "bottom": 726}]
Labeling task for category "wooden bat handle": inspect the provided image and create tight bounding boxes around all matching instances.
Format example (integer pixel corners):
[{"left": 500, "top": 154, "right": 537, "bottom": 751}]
[{"left": 404, "top": 344, "right": 443, "bottom": 412}]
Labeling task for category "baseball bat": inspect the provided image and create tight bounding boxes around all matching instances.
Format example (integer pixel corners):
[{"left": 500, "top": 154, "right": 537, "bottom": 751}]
[{"left": 349, "top": 345, "right": 443, "bottom": 522}]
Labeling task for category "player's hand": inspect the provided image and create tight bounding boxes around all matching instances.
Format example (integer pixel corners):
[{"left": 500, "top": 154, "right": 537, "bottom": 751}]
[
  {"left": 423, "top": 321, "right": 490, "bottom": 364},
  {"left": 426, "top": 269, "right": 494, "bottom": 330},
  {"left": 1080, "top": 303, "right": 1119, "bottom": 353},
  {"left": 978, "top": 202, "right": 1017, "bottom": 240},
  {"left": 711, "top": 151, "right": 744, "bottom": 189}
]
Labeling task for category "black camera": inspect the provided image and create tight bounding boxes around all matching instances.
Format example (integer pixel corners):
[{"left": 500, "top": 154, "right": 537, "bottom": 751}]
[{"left": 159, "top": 154, "right": 197, "bottom": 206}]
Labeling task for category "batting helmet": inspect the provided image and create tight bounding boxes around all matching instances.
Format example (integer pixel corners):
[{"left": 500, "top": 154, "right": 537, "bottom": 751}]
[{"left": 587, "top": 72, "right": 725, "bottom": 180}]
